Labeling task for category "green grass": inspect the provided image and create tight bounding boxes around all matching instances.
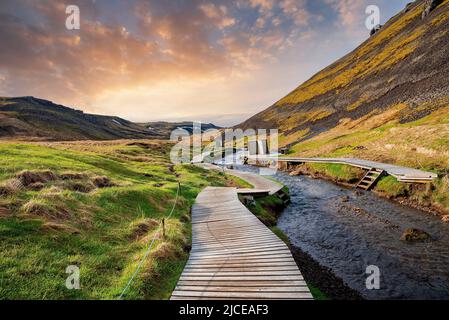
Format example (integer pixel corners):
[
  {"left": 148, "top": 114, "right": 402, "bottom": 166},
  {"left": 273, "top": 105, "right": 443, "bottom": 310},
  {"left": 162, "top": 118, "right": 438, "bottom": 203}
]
[
  {"left": 306, "top": 163, "right": 364, "bottom": 184},
  {"left": 226, "top": 175, "right": 253, "bottom": 189},
  {"left": 375, "top": 175, "right": 410, "bottom": 198},
  {"left": 307, "top": 284, "right": 329, "bottom": 300},
  {"left": 0, "top": 141, "right": 247, "bottom": 300},
  {"left": 430, "top": 177, "right": 449, "bottom": 208},
  {"left": 269, "top": 226, "right": 290, "bottom": 245},
  {"left": 241, "top": 193, "right": 285, "bottom": 227}
]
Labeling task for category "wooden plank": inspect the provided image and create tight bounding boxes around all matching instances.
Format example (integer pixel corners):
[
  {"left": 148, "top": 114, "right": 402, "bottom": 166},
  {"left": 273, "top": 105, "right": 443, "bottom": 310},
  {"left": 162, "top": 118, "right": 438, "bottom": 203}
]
[
  {"left": 171, "top": 180, "right": 311, "bottom": 300},
  {"left": 178, "top": 275, "right": 304, "bottom": 281},
  {"left": 266, "top": 156, "right": 437, "bottom": 182},
  {"left": 180, "top": 270, "right": 302, "bottom": 276},
  {"left": 185, "top": 256, "right": 294, "bottom": 263},
  {"left": 191, "top": 243, "right": 289, "bottom": 253},
  {"left": 192, "top": 235, "right": 279, "bottom": 243},
  {"left": 174, "top": 286, "right": 311, "bottom": 292},
  {"left": 191, "top": 241, "right": 283, "bottom": 250},
  {"left": 187, "top": 248, "right": 292, "bottom": 258},
  {"left": 186, "top": 260, "right": 297, "bottom": 266},
  {"left": 176, "top": 280, "right": 307, "bottom": 287},
  {"left": 172, "top": 291, "right": 313, "bottom": 299},
  {"left": 182, "top": 266, "right": 301, "bottom": 272},
  {"left": 171, "top": 296, "right": 310, "bottom": 301},
  {"left": 178, "top": 280, "right": 307, "bottom": 290}
]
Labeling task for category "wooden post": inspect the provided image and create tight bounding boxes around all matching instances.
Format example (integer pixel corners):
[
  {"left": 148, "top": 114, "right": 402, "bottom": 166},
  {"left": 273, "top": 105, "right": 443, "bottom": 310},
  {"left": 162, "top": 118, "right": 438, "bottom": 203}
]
[{"left": 162, "top": 218, "right": 166, "bottom": 240}]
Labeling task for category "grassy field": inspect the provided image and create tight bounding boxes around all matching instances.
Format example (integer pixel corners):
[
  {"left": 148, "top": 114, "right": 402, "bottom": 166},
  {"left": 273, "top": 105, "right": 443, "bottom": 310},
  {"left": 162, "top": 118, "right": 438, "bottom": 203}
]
[{"left": 0, "top": 140, "right": 246, "bottom": 300}]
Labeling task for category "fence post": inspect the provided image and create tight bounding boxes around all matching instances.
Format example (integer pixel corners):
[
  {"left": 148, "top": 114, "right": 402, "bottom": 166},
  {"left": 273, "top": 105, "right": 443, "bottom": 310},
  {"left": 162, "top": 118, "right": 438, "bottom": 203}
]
[{"left": 162, "top": 218, "right": 166, "bottom": 240}]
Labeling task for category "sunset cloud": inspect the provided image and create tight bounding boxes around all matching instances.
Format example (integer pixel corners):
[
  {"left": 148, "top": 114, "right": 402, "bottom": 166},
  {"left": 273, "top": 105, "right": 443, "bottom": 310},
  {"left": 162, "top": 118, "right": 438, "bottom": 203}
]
[{"left": 0, "top": 0, "right": 411, "bottom": 125}]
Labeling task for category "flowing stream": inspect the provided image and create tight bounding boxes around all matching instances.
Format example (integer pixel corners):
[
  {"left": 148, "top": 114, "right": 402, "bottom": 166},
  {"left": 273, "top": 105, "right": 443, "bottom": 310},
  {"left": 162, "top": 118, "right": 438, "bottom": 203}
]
[{"left": 236, "top": 165, "right": 449, "bottom": 299}]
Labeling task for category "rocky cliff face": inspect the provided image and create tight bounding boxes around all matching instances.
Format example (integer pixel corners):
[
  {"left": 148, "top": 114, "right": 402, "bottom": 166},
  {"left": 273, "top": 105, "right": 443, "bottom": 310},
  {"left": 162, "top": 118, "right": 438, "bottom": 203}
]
[{"left": 239, "top": 0, "right": 449, "bottom": 149}]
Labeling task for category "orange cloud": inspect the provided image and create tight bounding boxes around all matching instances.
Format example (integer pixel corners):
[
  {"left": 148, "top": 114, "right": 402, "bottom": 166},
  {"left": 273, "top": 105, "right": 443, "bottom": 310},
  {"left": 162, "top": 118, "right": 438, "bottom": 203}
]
[{"left": 3, "top": 0, "right": 390, "bottom": 126}]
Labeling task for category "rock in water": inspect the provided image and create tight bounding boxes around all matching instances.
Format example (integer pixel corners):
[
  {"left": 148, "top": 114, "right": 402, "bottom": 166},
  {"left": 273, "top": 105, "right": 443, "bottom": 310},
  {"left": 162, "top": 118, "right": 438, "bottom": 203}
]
[
  {"left": 422, "top": 0, "right": 443, "bottom": 19},
  {"left": 289, "top": 169, "right": 302, "bottom": 176},
  {"left": 442, "top": 215, "right": 449, "bottom": 223},
  {"left": 400, "top": 228, "right": 431, "bottom": 242}
]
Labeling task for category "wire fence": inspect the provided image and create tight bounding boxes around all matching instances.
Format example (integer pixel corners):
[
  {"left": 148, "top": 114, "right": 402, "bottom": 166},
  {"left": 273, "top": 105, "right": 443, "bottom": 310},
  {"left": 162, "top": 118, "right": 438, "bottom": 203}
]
[{"left": 118, "top": 181, "right": 181, "bottom": 300}]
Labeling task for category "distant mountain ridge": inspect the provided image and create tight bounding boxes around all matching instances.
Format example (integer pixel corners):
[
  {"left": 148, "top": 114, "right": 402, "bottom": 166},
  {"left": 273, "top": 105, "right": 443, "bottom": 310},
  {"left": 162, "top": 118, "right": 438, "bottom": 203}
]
[
  {"left": 0, "top": 96, "right": 160, "bottom": 140},
  {"left": 0, "top": 96, "right": 220, "bottom": 141},
  {"left": 141, "top": 121, "right": 221, "bottom": 137}
]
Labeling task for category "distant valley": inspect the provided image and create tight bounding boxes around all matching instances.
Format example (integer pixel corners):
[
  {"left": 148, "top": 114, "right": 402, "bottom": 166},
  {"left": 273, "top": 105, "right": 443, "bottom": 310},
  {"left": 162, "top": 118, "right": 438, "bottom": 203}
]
[{"left": 0, "top": 96, "right": 219, "bottom": 141}]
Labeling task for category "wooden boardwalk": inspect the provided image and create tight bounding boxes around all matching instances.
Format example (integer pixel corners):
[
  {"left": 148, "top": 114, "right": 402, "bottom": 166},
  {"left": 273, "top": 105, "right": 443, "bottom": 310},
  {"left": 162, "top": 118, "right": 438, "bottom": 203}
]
[
  {"left": 260, "top": 156, "right": 437, "bottom": 183},
  {"left": 197, "top": 163, "right": 283, "bottom": 195},
  {"left": 171, "top": 187, "right": 312, "bottom": 300}
]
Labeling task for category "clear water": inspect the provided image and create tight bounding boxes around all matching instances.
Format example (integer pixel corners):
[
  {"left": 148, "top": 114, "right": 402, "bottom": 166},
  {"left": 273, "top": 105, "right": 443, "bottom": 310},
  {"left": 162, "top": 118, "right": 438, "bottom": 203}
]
[{"left": 237, "top": 165, "right": 449, "bottom": 299}]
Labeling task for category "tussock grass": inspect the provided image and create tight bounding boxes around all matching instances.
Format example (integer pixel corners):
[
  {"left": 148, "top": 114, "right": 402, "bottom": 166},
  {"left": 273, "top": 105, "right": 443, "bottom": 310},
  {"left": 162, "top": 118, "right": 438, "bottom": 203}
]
[
  {"left": 62, "top": 180, "right": 96, "bottom": 193},
  {"left": 0, "top": 140, "right": 247, "bottom": 299},
  {"left": 41, "top": 222, "right": 80, "bottom": 235},
  {"left": 15, "top": 169, "right": 57, "bottom": 186},
  {"left": 60, "top": 172, "right": 89, "bottom": 180},
  {"left": 0, "top": 178, "right": 23, "bottom": 196},
  {"left": 21, "top": 197, "right": 69, "bottom": 220},
  {"left": 129, "top": 218, "right": 159, "bottom": 240}
]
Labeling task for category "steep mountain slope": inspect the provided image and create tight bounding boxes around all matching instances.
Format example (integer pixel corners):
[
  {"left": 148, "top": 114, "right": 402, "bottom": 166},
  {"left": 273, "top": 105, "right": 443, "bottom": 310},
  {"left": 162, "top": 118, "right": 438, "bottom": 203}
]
[{"left": 239, "top": 0, "right": 449, "bottom": 166}]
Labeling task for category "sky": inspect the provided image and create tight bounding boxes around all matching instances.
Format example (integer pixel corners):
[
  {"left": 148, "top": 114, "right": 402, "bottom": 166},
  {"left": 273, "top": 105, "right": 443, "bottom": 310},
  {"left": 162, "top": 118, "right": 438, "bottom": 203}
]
[{"left": 0, "top": 0, "right": 410, "bottom": 126}]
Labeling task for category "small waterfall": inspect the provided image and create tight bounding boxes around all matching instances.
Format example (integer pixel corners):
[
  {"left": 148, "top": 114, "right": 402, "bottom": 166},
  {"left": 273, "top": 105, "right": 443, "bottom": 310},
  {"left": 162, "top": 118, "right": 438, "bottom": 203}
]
[{"left": 257, "top": 140, "right": 267, "bottom": 155}]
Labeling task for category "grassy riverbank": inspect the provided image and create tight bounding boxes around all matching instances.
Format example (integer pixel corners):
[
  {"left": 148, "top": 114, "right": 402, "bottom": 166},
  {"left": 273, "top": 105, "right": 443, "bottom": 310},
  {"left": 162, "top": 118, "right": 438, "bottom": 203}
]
[{"left": 0, "top": 140, "right": 246, "bottom": 299}]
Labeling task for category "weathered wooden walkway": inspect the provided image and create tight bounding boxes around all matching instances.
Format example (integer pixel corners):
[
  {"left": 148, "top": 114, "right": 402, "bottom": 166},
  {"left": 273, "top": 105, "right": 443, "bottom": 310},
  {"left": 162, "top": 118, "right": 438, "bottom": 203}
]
[
  {"left": 255, "top": 156, "right": 437, "bottom": 183},
  {"left": 171, "top": 180, "right": 312, "bottom": 300},
  {"left": 198, "top": 162, "right": 283, "bottom": 195}
]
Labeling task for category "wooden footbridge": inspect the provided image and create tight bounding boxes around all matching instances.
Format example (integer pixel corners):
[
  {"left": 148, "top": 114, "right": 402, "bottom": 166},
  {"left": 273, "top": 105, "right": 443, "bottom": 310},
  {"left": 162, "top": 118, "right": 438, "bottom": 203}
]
[
  {"left": 267, "top": 157, "right": 438, "bottom": 183},
  {"left": 171, "top": 166, "right": 312, "bottom": 300}
]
